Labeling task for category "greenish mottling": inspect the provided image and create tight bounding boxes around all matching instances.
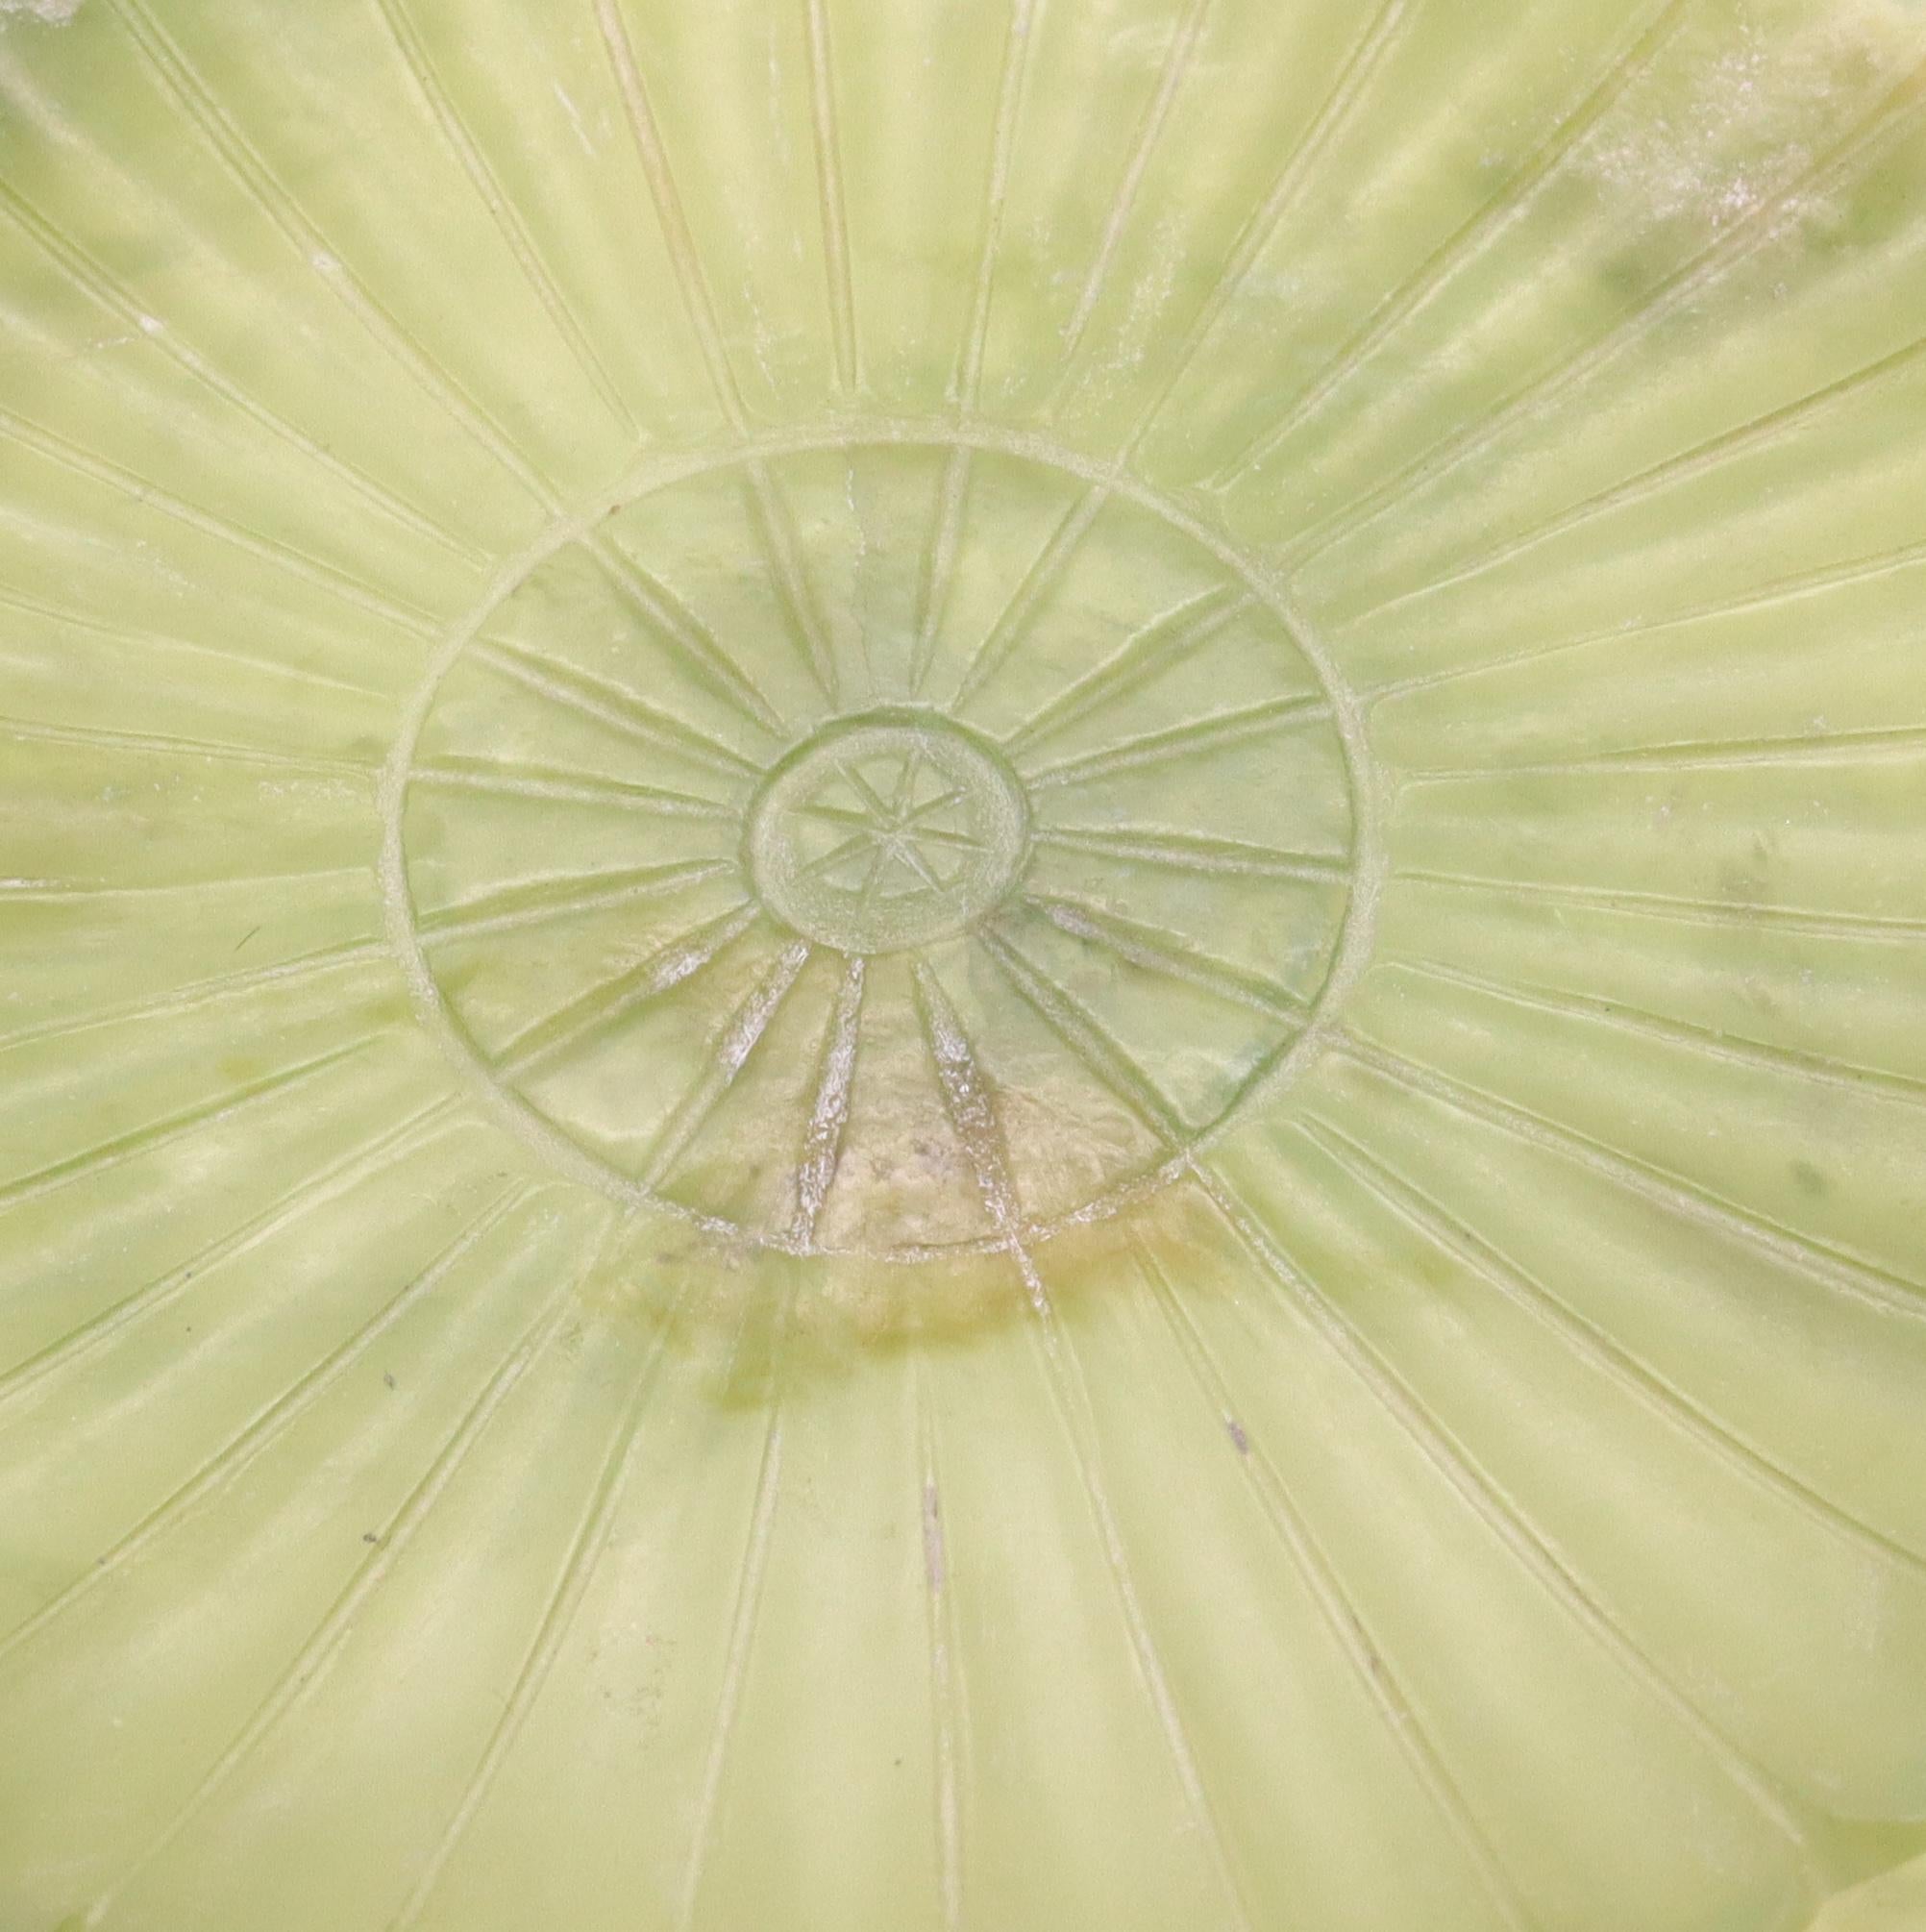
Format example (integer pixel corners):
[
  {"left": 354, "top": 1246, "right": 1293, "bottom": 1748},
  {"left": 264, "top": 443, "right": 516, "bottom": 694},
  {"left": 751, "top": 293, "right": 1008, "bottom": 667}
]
[{"left": 0, "top": 3, "right": 1924, "bottom": 1931}]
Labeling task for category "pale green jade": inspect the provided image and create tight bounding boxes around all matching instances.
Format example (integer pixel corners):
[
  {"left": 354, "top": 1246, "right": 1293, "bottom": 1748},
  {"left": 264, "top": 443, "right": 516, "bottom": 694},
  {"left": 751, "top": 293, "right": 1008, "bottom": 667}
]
[{"left": 1, "top": 1, "right": 1924, "bottom": 1928}]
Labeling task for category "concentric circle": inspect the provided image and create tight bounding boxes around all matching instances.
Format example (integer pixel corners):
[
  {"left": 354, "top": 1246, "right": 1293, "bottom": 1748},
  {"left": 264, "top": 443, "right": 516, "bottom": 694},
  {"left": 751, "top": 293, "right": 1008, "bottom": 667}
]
[
  {"left": 384, "top": 430, "right": 1373, "bottom": 1256},
  {"left": 16, "top": 7, "right": 1926, "bottom": 1927},
  {"left": 746, "top": 711, "right": 1028, "bottom": 954}
]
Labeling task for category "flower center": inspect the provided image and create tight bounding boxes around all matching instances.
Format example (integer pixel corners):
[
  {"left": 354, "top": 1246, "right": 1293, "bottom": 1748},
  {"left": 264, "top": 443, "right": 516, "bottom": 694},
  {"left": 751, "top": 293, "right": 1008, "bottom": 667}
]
[{"left": 746, "top": 712, "right": 1029, "bottom": 955}]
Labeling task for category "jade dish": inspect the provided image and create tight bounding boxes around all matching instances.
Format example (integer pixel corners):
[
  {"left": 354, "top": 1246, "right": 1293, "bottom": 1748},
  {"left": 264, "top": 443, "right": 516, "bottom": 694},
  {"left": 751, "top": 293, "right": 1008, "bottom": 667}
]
[{"left": 3, "top": 1, "right": 1925, "bottom": 1927}]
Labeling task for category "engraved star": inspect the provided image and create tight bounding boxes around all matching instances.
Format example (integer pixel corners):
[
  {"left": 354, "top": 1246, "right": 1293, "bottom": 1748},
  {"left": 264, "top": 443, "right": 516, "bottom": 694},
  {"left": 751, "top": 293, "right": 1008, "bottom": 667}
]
[{"left": 790, "top": 743, "right": 986, "bottom": 907}]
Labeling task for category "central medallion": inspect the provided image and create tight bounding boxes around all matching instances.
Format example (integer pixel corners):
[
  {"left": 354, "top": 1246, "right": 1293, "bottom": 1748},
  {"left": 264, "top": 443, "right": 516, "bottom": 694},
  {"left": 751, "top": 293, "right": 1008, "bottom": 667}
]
[
  {"left": 386, "top": 433, "right": 1370, "bottom": 1259},
  {"left": 747, "top": 712, "right": 1028, "bottom": 955}
]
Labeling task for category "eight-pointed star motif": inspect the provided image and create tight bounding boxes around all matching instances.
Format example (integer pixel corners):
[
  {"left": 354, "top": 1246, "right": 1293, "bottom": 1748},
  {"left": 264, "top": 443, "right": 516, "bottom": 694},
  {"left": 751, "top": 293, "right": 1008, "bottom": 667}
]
[{"left": 789, "top": 746, "right": 983, "bottom": 910}]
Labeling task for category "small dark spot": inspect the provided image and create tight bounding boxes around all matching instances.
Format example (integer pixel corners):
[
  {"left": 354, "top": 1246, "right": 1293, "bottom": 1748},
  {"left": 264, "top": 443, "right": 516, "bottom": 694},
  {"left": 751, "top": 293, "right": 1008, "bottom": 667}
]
[
  {"left": 383, "top": 1372, "right": 397, "bottom": 1391},
  {"left": 362, "top": 1531, "right": 382, "bottom": 1546},
  {"left": 1226, "top": 1417, "right": 1250, "bottom": 1455},
  {"left": 233, "top": 925, "right": 261, "bottom": 954},
  {"left": 1716, "top": 857, "right": 1769, "bottom": 905},
  {"left": 1790, "top": 1159, "right": 1828, "bottom": 1199}
]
